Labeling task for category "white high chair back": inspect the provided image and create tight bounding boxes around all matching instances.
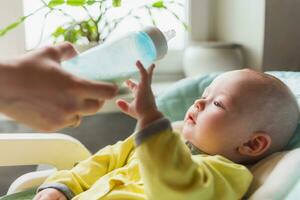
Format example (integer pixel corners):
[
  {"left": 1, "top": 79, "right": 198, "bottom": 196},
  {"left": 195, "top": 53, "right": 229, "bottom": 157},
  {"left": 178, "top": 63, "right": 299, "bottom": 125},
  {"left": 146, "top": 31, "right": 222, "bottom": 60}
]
[{"left": 0, "top": 133, "right": 91, "bottom": 194}]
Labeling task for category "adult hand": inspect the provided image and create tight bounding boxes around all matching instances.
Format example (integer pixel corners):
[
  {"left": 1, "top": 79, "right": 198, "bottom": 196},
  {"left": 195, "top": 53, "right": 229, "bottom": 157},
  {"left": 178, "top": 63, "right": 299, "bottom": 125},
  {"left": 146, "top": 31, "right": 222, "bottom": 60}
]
[{"left": 0, "top": 42, "right": 118, "bottom": 131}]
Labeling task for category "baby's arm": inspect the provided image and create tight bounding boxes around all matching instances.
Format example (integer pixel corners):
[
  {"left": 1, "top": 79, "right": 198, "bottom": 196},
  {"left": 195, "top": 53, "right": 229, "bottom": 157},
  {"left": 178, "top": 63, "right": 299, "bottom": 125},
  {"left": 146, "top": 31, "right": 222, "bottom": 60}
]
[{"left": 34, "top": 134, "right": 135, "bottom": 199}]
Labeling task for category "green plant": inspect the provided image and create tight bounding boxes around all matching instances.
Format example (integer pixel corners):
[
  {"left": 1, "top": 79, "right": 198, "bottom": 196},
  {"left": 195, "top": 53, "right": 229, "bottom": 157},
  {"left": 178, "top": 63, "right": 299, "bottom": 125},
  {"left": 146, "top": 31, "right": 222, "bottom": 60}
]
[{"left": 0, "top": 0, "right": 186, "bottom": 47}]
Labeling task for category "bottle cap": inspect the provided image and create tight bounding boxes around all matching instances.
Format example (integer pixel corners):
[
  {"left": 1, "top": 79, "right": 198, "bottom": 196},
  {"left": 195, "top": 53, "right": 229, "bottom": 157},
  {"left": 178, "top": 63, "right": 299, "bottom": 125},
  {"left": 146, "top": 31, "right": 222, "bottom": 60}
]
[
  {"left": 163, "top": 29, "right": 176, "bottom": 41},
  {"left": 143, "top": 26, "right": 175, "bottom": 60}
]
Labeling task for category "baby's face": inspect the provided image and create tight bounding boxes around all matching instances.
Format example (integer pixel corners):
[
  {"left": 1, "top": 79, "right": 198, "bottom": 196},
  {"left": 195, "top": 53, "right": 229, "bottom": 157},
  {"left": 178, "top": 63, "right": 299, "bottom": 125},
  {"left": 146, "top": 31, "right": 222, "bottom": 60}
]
[{"left": 182, "top": 70, "right": 260, "bottom": 160}]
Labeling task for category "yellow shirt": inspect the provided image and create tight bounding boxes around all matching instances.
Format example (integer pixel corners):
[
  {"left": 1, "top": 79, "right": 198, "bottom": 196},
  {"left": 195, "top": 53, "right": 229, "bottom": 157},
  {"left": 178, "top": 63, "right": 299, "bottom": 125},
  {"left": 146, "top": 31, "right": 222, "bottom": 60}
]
[{"left": 43, "top": 120, "right": 253, "bottom": 200}]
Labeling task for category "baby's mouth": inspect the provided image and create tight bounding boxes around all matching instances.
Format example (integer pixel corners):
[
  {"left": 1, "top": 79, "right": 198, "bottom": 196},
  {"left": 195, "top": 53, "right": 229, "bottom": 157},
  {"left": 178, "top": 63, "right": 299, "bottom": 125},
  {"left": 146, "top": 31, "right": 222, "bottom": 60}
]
[{"left": 186, "top": 113, "right": 196, "bottom": 124}]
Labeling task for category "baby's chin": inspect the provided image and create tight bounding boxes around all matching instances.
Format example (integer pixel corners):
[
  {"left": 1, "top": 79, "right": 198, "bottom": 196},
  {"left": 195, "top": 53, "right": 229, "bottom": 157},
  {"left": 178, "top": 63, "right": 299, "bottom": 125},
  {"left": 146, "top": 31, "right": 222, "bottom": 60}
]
[
  {"left": 181, "top": 122, "right": 196, "bottom": 139},
  {"left": 181, "top": 128, "right": 208, "bottom": 155},
  {"left": 181, "top": 127, "right": 191, "bottom": 140},
  {"left": 181, "top": 129, "right": 203, "bottom": 151}
]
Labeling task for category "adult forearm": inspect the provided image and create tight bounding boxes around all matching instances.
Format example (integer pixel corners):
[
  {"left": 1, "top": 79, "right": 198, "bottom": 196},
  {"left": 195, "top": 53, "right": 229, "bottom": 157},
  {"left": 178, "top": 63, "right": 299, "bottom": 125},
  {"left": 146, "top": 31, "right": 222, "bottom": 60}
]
[
  {"left": 0, "top": 59, "right": 10, "bottom": 81},
  {"left": 0, "top": 59, "right": 16, "bottom": 112}
]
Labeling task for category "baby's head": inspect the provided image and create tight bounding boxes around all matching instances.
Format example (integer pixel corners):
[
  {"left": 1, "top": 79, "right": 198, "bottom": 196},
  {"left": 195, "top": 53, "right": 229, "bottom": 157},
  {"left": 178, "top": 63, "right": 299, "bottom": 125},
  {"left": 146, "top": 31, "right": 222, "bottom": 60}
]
[{"left": 182, "top": 69, "right": 299, "bottom": 164}]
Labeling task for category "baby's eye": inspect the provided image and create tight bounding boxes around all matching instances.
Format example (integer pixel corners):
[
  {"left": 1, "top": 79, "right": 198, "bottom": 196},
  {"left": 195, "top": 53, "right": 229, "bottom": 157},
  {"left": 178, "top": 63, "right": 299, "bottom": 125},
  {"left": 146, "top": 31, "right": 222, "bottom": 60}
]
[{"left": 213, "top": 101, "right": 223, "bottom": 108}]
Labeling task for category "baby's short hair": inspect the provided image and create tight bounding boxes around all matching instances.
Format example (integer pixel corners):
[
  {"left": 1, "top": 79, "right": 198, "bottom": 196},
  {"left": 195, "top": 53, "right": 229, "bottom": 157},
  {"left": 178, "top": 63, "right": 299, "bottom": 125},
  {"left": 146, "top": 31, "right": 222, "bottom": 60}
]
[{"left": 247, "top": 70, "right": 299, "bottom": 154}]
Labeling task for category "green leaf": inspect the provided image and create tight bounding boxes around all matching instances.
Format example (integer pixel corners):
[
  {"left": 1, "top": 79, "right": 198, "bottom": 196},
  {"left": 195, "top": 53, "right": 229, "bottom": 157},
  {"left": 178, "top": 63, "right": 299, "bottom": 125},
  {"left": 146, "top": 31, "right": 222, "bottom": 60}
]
[
  {"left": 64, "top": 28, "right": 79, "bottom": 43},
  {"left": 112, "top": 0, "right": 122, "bottom": 7},
  {"left": 86, "top": 0, "right": 96, "bottom": 5},
  {"left": 152, "top": 1, "right": 164, "bottom": 8},
  {"left": 67, "top": 0, "right": 86, "bottom": 6},
  {"left": 48, "top": 0, "right": 65, "bottom": 8},
  {"left": 52, "top": 26, "right": 65, "bottom": 37},
  {"left": 0, "top": 16, "right": 26, "bottom": 37}
]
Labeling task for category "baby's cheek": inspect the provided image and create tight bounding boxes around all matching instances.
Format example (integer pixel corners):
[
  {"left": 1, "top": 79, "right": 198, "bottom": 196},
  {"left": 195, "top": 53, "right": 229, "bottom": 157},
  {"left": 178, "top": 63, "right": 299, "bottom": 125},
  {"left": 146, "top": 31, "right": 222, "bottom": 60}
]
[
  {"left": 198, "top": 113, "right": 222, "bottom": 130},
  {"left": 199, "top": 111, "right": 228, "bottom": 136},
  {"left": 203, "top": 109, "right": 225, "bottom": 124},
  {"left": 193, "top": 111, "right": 231, "bottom": 153}
]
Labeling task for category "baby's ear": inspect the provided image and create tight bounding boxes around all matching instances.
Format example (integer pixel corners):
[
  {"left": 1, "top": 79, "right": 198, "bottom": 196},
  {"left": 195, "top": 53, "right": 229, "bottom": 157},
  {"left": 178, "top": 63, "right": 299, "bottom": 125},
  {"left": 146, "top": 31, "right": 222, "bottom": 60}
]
[{"left": 238, "top": 132, "right": 272, "bottom": 157}]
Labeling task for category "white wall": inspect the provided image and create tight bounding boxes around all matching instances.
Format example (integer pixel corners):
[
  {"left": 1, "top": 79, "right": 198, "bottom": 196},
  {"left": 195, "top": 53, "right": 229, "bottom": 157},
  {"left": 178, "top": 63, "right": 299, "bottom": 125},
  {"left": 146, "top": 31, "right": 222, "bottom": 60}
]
[
  {"left": 187, "top": 0, "right": 266, "bottom": 70},
  {"left": 263, "top": 0, "right": 300, "bottom": 71},
  {"left": 0, "top": 1, "right": 26, "bottom": 59},
  {"left": 214, "top": 0, "right": 266, "bottom": 70},
  {"left": 186, "top": 0, "right": 216, "bottom": 42},
  {"left": 187, "top": 0, "right": 300, "bottom": 71}
]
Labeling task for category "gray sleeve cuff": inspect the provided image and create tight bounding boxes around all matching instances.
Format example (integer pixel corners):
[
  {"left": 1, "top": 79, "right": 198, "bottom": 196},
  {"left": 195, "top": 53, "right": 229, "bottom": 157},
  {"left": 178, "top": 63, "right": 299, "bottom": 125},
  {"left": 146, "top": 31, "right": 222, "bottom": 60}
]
[
  {"left": 37, "top": 183, "right": 75, "bottom": 200},
  {"left": 135, "top": 117, "right": 172, "bottom": 146}
]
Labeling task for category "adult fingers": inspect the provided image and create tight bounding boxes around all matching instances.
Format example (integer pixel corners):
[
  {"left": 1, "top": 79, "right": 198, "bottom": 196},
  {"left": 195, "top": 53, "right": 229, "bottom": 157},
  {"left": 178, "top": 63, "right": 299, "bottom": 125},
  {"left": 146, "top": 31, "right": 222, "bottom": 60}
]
[
  {"left": 76, "top": 79, "right": 118, "bottom": 100},
  {"left": 40, "top": 42, "right": 78, "bottom": 63},
  {"left": 79, "top": 99, "right": 104, "bottom": 115},
  {"left": 69, "top": 114, "right": 82, "bottom": 128},
  {"left": 55, "top": 42, "right": 78, "bottom": 61}
]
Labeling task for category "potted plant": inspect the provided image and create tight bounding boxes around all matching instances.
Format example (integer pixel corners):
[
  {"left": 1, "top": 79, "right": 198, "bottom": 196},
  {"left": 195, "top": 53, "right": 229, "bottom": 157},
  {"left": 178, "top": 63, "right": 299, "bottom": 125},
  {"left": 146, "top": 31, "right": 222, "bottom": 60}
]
[{"left": 0, "top": 0, "right": 187, "bottom": 52}]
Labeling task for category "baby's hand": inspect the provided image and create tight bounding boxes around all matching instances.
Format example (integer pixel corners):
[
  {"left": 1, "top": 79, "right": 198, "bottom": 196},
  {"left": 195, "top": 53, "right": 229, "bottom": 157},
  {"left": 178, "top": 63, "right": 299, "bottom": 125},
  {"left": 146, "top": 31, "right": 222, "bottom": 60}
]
[
  {"left": 33, "top": 188, "right": 67, "bottom": 200},
  {"left": 116, "top": 61, "right": 163, "bottom": 129}
]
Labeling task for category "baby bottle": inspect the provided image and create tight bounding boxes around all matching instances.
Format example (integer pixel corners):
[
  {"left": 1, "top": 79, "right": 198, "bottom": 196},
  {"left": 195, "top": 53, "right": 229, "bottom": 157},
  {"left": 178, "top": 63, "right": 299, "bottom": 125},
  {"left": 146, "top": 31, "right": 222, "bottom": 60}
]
[{"left": 61, "top": 26, "right": 176, "bottom": 85}]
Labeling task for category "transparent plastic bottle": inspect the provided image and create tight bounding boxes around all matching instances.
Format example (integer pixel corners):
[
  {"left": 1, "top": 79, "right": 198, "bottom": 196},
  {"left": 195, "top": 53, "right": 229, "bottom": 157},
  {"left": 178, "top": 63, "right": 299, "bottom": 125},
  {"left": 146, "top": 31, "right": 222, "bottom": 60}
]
[{"left": 62, "top": 27, "right": 175, "bottom": 85}]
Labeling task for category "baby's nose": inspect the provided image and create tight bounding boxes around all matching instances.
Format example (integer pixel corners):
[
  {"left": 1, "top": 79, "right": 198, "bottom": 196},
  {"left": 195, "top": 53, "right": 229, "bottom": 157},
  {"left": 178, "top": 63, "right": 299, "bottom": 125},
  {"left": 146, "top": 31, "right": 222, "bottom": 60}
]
[{"left": 194, "top": 99, "right": 205, "bottom": 110}]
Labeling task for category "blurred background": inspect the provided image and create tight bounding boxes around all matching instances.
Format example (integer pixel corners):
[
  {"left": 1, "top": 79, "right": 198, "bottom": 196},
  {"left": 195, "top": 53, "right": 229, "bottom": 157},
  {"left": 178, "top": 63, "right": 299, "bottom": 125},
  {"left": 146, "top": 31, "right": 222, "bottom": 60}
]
[{"left": 0, "top": 0, "right": 300, "bottom": 195}]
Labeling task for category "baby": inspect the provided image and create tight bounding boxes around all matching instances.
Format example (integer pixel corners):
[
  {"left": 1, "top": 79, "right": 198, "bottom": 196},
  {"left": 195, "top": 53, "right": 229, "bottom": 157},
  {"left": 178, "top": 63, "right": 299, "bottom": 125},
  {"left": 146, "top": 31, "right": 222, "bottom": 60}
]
[{"left": 34, "top": 62, "right": 299, "bottom": 200}]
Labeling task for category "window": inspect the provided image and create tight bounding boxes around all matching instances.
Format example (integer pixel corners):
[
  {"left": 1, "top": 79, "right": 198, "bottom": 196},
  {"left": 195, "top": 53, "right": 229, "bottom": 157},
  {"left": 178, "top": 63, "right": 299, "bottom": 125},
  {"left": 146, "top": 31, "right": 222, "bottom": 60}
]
[
  {"left": 0, "top": 1, "right": 26, "bottom": 59},
  {"left": 22, "top": 0, "right": 186, "bottom": 51}
]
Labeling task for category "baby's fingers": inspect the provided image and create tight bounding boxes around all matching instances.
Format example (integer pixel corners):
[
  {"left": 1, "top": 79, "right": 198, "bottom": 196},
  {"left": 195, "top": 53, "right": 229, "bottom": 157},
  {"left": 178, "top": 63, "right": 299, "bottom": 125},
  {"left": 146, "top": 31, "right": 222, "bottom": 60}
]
[
  {"left": 136, "top": 61, "right": 149, "bottom": 83},
  {"left": 125, "top": 79, "right": 137, "bottom": 91},
  {"left": 147, "top": 64, "right": 155, "bottom": 84},
  {"left": 116, "top": 99, "right": 130, "bottom": 114}
]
